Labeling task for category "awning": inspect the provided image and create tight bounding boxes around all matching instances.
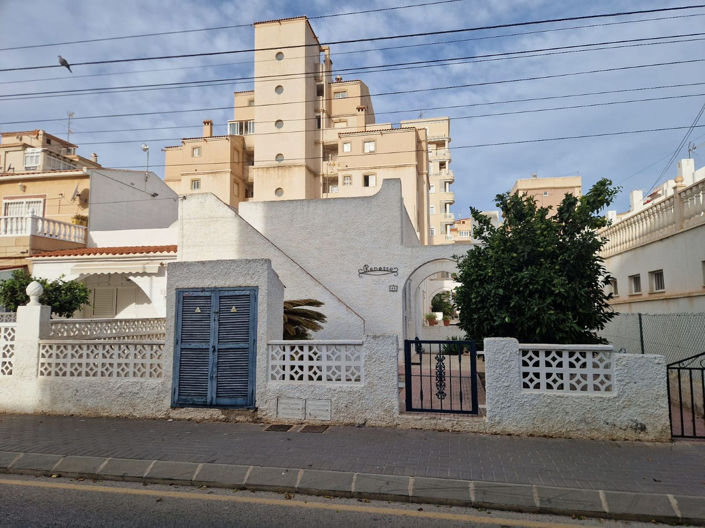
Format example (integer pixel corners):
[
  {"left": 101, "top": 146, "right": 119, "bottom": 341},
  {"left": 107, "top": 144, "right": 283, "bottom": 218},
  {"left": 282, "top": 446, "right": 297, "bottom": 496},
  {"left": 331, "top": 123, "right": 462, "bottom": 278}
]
[{"left": 70, "top": 261, "right": 162, "bottom": 275}]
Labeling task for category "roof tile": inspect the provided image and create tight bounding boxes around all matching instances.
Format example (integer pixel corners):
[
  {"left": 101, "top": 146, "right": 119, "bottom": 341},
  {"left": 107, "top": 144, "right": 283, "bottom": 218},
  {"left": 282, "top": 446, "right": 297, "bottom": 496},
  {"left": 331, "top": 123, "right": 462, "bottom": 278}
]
[{"left": 33, "top": 245, "right": 177, "bottom": 258}]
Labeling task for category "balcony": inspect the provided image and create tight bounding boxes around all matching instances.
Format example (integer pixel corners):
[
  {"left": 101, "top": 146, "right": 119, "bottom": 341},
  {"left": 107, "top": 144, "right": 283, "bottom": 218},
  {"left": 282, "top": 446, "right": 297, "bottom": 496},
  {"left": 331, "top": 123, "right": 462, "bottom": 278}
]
[
  {"left": 438, "top": 169, "right": 454, "bottom": 183},
  {"left": 0, "top": 215, "right": 87, "bottom": 244},
  {"left": 443, "top": 212, "right": 455, "bottom": 222}
]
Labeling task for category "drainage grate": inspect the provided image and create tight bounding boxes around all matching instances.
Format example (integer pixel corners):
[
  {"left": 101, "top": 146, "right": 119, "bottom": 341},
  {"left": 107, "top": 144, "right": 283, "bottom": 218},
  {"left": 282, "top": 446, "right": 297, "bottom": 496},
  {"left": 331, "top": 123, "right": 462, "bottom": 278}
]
[
  {"left": 300, "top": 425, "right": 328, "bottom": 433},
  {"left": 264, "top": 424, "right": 293, "bottom": 432}
]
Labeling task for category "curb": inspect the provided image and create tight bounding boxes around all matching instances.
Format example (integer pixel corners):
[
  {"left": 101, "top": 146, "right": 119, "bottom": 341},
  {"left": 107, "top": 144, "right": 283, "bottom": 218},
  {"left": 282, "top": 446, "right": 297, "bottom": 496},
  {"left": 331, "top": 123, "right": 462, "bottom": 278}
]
[{"left": 1, "top": 451, "right": 704, "bottom": 525}]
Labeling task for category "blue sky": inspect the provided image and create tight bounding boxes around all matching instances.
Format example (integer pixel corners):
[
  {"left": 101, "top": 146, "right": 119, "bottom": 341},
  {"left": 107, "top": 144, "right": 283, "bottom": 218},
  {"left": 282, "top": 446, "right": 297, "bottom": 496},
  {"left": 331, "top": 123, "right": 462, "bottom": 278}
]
[{"left": 1, "top": 0, "right": 704, "bottom": 217}]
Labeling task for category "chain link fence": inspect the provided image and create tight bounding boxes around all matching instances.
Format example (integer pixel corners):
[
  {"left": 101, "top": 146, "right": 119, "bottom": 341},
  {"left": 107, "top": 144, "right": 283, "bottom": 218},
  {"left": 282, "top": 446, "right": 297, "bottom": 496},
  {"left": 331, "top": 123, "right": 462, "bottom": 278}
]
[{"left": 600, "top": 313, "right": 705, "bottom": 364}]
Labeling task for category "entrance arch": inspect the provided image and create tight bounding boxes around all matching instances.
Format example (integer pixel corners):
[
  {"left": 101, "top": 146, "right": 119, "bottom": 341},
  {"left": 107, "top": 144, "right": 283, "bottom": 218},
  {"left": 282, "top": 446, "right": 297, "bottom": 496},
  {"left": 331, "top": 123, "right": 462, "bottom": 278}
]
[{"left": 402, "top": 258, "right": 459, "bottom": 340}]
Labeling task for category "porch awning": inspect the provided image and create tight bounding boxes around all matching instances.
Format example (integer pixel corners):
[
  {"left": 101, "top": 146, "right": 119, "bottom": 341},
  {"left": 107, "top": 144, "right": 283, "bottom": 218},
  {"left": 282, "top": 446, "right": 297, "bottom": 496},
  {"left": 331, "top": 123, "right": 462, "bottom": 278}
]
[{"left": 70, "top": 261, "right": 162, "bottom": 275}]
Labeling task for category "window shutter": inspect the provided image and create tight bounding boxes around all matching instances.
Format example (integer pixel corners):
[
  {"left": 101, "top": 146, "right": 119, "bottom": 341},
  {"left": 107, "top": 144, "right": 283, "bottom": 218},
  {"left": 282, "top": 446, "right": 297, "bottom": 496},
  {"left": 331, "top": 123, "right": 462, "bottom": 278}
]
[
  {"left": 176, "top": 294, "right": 212, "bottom": 403},
  {"left": 215, "top": 294, "right": 251, "bottom": 401},
  {"left": 92, "top": 288, "right": 116, "bottom": 317}
]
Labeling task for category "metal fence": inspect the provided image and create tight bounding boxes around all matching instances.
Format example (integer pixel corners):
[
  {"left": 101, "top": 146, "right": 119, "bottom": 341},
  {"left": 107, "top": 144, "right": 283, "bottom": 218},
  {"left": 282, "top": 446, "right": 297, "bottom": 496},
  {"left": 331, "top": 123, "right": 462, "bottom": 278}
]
[{"left": 600, "top": 313, "right": 705, "bottom": 364}]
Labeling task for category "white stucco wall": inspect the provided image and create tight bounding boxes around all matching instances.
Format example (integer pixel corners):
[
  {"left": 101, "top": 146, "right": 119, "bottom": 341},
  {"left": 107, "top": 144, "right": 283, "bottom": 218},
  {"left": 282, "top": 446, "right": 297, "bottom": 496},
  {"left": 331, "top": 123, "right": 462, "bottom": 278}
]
[
  {"left": 179, "top": 181, "right": 464, "bottom": 341},
  {"left": 88, "top": 169, "right": 178, "bottom": 232},
  {"left": 88, "top": 225, "right": 178, "bottom": 247},
  {"left": 605, "top": 223, "right": 705, "bottom": 313},
  {"left": 483, "top": 338, "right": 671, "bottom": 441}
]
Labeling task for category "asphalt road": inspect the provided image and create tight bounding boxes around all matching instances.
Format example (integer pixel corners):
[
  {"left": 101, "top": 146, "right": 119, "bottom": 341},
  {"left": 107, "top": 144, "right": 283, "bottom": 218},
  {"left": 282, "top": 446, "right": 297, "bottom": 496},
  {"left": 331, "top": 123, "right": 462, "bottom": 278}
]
[{"left": 0, "top": 474, "right": 698, "bottom": 528}]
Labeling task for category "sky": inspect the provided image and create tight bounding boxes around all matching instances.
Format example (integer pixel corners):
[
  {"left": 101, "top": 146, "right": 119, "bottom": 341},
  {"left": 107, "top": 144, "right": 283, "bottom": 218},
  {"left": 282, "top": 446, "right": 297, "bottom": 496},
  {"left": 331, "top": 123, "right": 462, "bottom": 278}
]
[{"left": 1, "top": 0, "right": 704, "bottom": 218}]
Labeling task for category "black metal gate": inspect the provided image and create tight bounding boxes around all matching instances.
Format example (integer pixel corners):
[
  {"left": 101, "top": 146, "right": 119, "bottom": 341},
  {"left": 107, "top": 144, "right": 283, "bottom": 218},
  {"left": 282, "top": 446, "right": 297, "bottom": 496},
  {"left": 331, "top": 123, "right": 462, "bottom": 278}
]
[
  {"left": 668, "top": 352, "right": 705, "bottom": 439},
  {"left": 403, "top": 338, "right": 479, "bottom": 414}
]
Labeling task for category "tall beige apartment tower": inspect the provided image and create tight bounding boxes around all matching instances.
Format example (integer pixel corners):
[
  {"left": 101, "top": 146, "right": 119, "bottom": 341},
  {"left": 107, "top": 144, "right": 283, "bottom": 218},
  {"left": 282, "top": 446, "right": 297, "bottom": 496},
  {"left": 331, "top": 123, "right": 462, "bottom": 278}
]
[{"left": 165, "top": 16, "right": 456, "bottom": 245}]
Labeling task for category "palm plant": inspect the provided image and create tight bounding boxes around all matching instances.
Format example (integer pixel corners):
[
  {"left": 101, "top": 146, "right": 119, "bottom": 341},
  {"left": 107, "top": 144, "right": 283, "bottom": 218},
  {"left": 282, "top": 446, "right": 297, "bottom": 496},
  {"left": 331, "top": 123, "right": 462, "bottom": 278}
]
[{"left": 283, "top": 299, "right": 327, "bottom": 339}]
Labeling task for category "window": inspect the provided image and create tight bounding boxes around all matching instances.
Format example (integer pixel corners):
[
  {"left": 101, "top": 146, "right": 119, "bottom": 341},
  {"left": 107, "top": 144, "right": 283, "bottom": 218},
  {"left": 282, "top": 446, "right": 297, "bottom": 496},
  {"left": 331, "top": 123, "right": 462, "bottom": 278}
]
[
  {"left": 459, "top": 230, "right": 470, "bottom": 237},
  {"left": 275, "top": 85, "right": 284, "bottom": 94},
  {"left": 92, "top": 288, "right": 116, "bottom": 318},
  {"left": 229, "top": 120, "right": 255, "bottom": 135},
  {"left": 316, "top": 84, "right": 324, "bottom": 97},
  {"left": 315, "top": 115, "right": 321, "bottom": 129},
  {"left": 429, "top": 184, "right": 435, "bottom": 193},
  {"left": 275, "top": 187, "right": 284, "bottom": 197},
  {"left": 609, "top": 279, "right": 619, "bottom": 297},
  {"left": 343, "top": 175, "right": 352, "bottom": 186},
  {"left": 363, "top": 174, "right": 376, "bottom": 187},
  {"left": 275, "top": 120, "right": 284, "bottom": 129},
  {"left": 23, "top": 148, "right": 41, "bottom": 170},
  {"left": 649, "top": 270, "right": 665, "bottom": 292},
  {"left": 333, "top": 90, "right": 347, "bottom": 99},
  {"left": 3, "top": 198, "right": 44, "bottom": 217},
  {"left": 275, "top": 51, "right": 284, "bottom": 61},
  {"left": 363, "top": 141, "right": 376, "bottom": 153},
  {"left": 190, "top": 179, "right": 201, "bottom": 191},
  {"left": 275, "top": 153, "right": 284, "bottom": 163},
  {"left": 629, "top": 274, "right": 642, "bottom": 295},
  {"left": 429, "top": 205, "right": 435, "bottom": 214},
  {"left": 334, "top": 119, "right": 347, "bottom": 128},
  {"left": 430, "top": 227, "right": 436, "bottom": 236},
  {"left": 248, "top": 99, "right": 254, "bottom": 106},
  {"left": 192, "top": 147, "right": 201, "bottom": 157},
  {"left": 543, "top": 191, "right": 549, "bottom": 197},
  {"left": 342, "top": 142, "right": 351, "bottom": 153}
]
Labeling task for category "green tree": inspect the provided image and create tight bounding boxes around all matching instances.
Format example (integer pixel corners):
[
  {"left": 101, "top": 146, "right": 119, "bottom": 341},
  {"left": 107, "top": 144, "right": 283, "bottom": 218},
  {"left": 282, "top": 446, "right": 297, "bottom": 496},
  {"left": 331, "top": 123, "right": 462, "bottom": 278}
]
[
  {"left": 454, "top": 178, "right": 618, "bottom": 344},
  {"left": 283, "top": 299, "right": 327, "bottom": 340},
  {"left": 0, "top": 270, "right": 90, "bottom": 317}
]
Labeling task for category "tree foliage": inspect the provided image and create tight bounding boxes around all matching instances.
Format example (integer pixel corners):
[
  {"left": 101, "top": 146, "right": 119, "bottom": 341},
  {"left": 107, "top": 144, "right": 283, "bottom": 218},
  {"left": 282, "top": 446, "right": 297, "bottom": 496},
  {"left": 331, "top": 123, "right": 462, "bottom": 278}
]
[
  {"left": 430, "top": 291, "right": 454, "bottom": 318},
  {"left": 454, "top": 179, "right": 619, "bottom": 344},
  {"left": 0, "top": 270, "right": 90, "bottom": 318},
  {"left": 283, "top": 299, "right": 327, "bottom": 340}
]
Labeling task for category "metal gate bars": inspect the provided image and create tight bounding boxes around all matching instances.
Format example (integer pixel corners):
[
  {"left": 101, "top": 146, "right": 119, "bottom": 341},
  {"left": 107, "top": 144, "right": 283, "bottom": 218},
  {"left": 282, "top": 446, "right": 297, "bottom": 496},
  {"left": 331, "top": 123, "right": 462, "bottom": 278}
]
[
  {"left": 668, "top": 352, "right": 705, "bottom": 438},
  {"left": 403, "top": 338, "right": 479, "bottom": 414}
]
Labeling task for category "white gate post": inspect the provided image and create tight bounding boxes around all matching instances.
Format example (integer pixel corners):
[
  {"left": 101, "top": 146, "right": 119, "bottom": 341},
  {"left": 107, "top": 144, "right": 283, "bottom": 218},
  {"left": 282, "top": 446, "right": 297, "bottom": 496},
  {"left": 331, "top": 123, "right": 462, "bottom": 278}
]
[{"left": 14, "top": 281, "right": 50, "bottom": 379}]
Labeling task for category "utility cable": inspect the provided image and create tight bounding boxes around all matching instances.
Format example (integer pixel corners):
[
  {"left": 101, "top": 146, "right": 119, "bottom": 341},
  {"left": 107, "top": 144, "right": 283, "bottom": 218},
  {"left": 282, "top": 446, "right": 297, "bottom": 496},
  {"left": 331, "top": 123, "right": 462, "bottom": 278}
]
[
  {"left": 4, "top": 11, "right": 702, "bottom": 87},
  {"left": 1, "top": 4, "right": 703, "bottom": 72}
]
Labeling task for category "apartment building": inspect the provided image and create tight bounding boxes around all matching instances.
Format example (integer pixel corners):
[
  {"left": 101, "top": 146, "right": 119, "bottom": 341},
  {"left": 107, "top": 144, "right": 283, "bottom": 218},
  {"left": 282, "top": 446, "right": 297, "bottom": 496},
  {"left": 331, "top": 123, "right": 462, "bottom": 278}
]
[
  {"left": 0, "top": 130, "right": 103, "bottom": 269},
  {"left": 447, "top": 211, "right": 500, "bottom": 243},
  {"left": 164, "top": 16, "right": 456, "bottom": 245},
  {"left": 510, "top": 174, "right": 582, "bottom": 213}
]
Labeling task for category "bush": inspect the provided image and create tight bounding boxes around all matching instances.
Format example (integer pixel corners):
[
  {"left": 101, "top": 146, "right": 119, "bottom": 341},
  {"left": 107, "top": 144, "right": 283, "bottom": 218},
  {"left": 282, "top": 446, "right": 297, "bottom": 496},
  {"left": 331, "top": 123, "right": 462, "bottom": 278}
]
[{"left": 0, "top": 270, "right": 90, "bottom": 317}]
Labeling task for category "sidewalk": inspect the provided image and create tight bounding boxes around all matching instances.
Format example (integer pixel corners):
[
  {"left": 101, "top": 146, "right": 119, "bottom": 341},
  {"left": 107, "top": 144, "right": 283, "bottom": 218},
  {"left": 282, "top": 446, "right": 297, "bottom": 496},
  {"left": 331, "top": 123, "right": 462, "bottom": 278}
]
[{"left": 0, "top": 414, "right": 703, "bottom": 523}]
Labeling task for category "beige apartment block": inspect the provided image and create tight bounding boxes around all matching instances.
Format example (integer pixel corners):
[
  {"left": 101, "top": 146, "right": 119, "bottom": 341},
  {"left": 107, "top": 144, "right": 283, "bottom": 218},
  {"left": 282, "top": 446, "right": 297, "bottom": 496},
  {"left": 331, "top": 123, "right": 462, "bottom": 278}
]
[
  {"left": 164, "top": 16, "right": 456, "bottom": 245},
  {"left": 510, "top": 175, "right": 582, "bottom": 213},
  {"left": 0, "top": 130, "right": 99, "bottom": 268}
]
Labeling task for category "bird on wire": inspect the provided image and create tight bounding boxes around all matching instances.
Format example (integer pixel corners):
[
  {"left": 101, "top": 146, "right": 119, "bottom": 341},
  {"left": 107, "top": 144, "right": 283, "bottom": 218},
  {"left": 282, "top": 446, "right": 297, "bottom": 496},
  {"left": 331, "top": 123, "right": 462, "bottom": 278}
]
[{"left": 58, "top": 55, "right": 72, "bottom": 72}]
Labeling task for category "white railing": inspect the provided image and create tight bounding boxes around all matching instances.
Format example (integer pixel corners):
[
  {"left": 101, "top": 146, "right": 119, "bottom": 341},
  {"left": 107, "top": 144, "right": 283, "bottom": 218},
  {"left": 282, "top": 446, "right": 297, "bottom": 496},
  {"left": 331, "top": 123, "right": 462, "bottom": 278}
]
[
  {"left": 601, "top": 179, "right": 705, "bottom": 257},
  {"left": 0, "top": 215, "right": 87, "bottom": 244},
  {"left": 268, "top": 340, "right": 363, "bottom": 383},
  {"left": 0, "top": 313, "right": 16, "bottom": 323},
  {"left": 38, "top": 340, "right": 164, "bottom": 378},
  {"left": 49, "top": 318, "right": 166, "bottom": 340},
  {"left": 680, "top": 179, "right": 705, "bottom": 230},
  {"left": 518, "top": 344, "right": 614, "bottom": 393},
  {"left": 0, "top": 323, "right": 16, "bottom": 376}
]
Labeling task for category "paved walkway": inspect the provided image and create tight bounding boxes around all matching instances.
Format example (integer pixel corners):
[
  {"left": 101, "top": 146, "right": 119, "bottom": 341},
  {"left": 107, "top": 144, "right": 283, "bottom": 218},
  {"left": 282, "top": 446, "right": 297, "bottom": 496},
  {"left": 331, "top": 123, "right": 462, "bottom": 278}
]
[{"left": 0, "top": 415, "right": 703, "bottom": 522}]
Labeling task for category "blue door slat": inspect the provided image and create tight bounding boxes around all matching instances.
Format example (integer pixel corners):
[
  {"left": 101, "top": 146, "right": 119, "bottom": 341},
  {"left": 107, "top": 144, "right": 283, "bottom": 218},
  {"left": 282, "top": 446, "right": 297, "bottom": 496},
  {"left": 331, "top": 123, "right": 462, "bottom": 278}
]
[{"left": 173, "top": 288, "right": 258, "bottom": 409}]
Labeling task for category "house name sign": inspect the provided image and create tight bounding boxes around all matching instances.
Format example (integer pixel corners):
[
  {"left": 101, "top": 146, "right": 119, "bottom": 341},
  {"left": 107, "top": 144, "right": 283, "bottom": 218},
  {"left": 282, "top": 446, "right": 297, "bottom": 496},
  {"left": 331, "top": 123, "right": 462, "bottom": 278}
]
[{"left": 358, "top": 264, "right": 399, "bottom": 277}]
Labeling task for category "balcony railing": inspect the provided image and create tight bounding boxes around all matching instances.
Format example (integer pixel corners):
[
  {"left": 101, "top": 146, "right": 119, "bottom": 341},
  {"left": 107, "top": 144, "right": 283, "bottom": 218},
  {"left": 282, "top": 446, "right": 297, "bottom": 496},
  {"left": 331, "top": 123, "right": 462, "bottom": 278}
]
[
  {"left": 0, "top": 215, "right": 87, "bottom": 244},
  {"left": 601, "top": 179, "right": 705, "bottom": 257},
  {"left": 443, "top": 212, "right": 455, "bottom": 221}
]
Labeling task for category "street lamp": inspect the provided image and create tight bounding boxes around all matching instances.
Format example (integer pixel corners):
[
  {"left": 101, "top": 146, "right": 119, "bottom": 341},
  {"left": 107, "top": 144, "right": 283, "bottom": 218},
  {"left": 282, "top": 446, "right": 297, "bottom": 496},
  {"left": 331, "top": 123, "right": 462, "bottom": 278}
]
[{"left": 141, "top": 144, "right": 150, "bottom": 189}]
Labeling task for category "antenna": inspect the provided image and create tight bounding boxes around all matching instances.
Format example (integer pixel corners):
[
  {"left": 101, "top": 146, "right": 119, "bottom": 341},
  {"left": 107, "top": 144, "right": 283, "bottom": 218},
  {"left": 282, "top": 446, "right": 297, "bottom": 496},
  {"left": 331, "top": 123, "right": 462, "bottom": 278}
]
[
  {"left": 66, "top": 112, "right": 74, "bottom": 142},
  {"left": 688, "top": 140, "right": 705, "bottom": 157}
]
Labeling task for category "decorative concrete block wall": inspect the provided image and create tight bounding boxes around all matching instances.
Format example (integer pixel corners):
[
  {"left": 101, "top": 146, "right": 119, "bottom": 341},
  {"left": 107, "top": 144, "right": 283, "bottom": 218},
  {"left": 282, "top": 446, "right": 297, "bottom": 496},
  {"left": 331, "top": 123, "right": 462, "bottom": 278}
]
[
  {"left": 483, "top": 338, "right": 671, "bottom": 441},
  {"left": 261, "top": 335, "right": 399, "bottom": 426}
]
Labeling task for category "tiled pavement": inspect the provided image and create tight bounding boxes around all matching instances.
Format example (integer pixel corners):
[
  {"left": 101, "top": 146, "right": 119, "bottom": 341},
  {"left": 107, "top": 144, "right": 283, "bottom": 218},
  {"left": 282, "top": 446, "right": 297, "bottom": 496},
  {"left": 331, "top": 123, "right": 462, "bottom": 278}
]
[{"left": 0, "top": 414, "right": 703, "bottom": 497}]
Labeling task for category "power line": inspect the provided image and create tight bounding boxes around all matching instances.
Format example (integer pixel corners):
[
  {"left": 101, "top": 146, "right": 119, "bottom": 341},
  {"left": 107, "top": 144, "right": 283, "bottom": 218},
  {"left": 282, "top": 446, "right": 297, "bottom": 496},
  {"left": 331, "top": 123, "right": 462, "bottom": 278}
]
[
  {"left": 5, "top": 80, "right": 704, "bottom": 127},
  {"left": 2, "top": 4, "right": 704, "bottom": 72},
  {"left": 2, "top": 47, "right": 703, "bottom": 103},
  {"left": 85, "top": 123, "right": 705, "bottom": 171},
  {"left": 62, "top": 91, "right": 705, "bottom": 141},
  {"left": 4, "top": 12, "right": 702, "bottom": 88},
  {"left": 646, "top": 101, "right": 705, "bottom": 194},
  {"left": 0, "top": 0, "right": 463, "bottom": 52}
]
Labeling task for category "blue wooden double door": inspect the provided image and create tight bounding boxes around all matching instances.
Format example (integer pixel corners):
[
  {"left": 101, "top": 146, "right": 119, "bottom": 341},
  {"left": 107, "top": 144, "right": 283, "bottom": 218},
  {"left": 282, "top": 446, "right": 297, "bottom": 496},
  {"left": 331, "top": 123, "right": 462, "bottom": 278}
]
[{"left": 172, "top": 288, "right": 257, "bottom": 408}]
